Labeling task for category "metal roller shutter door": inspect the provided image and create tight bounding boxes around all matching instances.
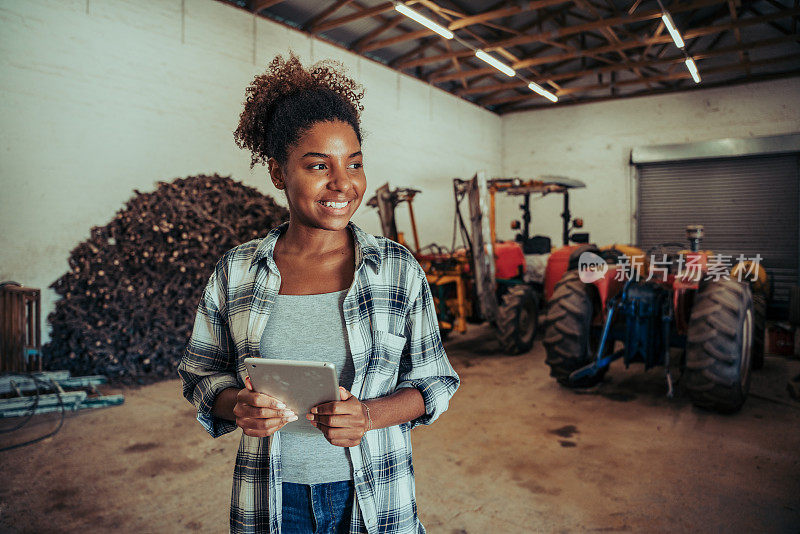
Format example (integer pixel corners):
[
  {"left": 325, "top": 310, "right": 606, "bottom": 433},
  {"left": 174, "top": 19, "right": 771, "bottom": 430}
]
[{"left": 636, "top": 154, "right": 799, "bottom": 310}]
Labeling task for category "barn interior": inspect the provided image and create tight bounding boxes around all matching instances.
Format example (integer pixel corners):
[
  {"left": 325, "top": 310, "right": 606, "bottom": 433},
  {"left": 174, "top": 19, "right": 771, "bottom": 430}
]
[{"left": 1, "top": 1, "right": 799, "bottom": 532}]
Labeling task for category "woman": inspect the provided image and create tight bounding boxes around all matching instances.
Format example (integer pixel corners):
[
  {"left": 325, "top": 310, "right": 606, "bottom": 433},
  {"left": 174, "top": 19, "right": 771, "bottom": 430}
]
[{"left": 178, "top": 53, "right": 460, "bottom": 534}]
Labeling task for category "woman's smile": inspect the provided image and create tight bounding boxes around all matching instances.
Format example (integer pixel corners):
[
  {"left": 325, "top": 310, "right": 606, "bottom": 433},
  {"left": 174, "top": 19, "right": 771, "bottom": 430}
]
[{"left": 318, "top": 200, "right": 351, "bottom": 212}]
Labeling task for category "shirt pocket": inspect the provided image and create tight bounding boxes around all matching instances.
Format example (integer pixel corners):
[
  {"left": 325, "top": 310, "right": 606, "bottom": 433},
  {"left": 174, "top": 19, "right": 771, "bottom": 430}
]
[{"left": 370, "top": 329, "right": 407, "bottom": 379}]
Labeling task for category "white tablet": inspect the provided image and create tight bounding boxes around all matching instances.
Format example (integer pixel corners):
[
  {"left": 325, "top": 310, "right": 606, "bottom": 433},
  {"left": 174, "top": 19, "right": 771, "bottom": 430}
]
[{"left": 243, "top": 357, "right": 339, "bottom": 435}]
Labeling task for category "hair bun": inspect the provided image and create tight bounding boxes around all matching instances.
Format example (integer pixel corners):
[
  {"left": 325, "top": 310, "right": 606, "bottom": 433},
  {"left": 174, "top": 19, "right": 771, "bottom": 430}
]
[{"left": 234, "top": 52, "right": 365, "bottom": 169}]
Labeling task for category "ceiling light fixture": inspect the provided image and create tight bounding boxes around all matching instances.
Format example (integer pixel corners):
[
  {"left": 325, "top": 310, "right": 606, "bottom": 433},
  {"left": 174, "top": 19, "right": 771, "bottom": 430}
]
[
  {"left": 475, "top": 50, "right": 515, "bottom": 77},
  {"left": 394, "top": 1, "right": 555, "bottom": 103},
  {"left": 661, "top": 12, "right": 685, "bottom": 48},
  {"left": 684, "top": 57, "right": 701, "bottom": 83},
  {"left": 528, "top": 82, "right": 558, "bottom": 103},
  {"left": 394, "top": 2, "right": 454, "bottom": 39}
]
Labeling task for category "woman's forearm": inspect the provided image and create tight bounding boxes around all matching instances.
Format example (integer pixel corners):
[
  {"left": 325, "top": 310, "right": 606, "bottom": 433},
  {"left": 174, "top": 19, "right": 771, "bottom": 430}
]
[
  {"left": 363, "top": 387, "right": 426, "bottom": 430},
  {"left": 211, "top": 387, "right": 240, "bottom": 422}
]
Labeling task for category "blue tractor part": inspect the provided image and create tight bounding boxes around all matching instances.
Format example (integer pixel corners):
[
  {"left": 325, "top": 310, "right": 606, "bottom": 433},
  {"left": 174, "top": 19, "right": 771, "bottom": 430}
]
[{"left": 569, "top": 277, "right": 680, "bottom": 397}]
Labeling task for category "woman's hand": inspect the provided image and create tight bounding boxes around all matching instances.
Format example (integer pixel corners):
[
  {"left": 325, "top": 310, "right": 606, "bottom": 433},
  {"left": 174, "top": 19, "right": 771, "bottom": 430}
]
[
  {"left": 234, "top": 376, "right": 297, "bottom": 438},
  {"left": 308, "top": 387, "right": 370, "bottom": 447}
]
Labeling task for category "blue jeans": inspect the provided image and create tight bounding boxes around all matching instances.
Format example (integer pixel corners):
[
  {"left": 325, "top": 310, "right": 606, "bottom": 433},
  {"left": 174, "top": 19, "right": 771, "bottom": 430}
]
[{"left": 282, "top": 480, "right": 354, "bottom": 534}]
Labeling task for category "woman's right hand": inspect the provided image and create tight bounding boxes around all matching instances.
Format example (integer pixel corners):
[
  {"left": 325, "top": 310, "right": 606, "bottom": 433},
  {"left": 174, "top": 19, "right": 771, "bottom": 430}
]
[{"left": 234, "top": 376, "right": 297, "bottom": 438}]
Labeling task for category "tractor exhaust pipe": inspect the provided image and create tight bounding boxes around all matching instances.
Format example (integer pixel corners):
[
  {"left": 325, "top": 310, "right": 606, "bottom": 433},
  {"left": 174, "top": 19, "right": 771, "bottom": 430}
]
[{"left": 686, "top": 224, "right": 704, "bottom": 252}]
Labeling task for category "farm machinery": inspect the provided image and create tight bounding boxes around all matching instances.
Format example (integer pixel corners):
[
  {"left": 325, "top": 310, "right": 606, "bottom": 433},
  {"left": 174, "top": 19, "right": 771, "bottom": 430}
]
[
  {"left": 542, "top": 225, "right": 769, "bottom": 413},
  {"left": 367, "top": 171, "right": 588, "bottom": 354}
]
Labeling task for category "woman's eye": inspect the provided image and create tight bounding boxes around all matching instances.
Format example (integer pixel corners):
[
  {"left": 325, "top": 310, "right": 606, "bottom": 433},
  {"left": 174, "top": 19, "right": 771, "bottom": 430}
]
[
  {"left": 348, "top": 162, "right": 363, "bottom": 169},
  {"left": 309, "top": 163, "right": 326, "bottom": 170}
]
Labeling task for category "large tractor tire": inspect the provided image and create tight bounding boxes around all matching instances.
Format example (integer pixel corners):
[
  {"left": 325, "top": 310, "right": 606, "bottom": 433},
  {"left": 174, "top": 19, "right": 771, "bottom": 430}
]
[
  {"left": 684, "top": 279, "right": 754, "bottom": 413},
  {"left": 495, "top": 285, "right": 539, "bottom": 355},
  {"left": 543, "top": 271, "right": 607, "bottom": 387}
]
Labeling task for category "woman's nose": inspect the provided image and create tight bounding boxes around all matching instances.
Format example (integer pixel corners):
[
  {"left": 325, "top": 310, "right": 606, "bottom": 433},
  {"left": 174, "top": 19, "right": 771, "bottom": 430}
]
[{"left": 328, "top": 163, "right": 352, "bottom": 191}]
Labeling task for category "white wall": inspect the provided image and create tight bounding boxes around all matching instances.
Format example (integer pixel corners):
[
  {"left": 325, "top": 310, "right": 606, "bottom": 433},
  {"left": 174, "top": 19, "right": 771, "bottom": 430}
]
[
  {"left": 0, "top": 0, "right": 502, "bottom": 341},
  {"left": 4, "top": 0, "right": 797, "bottom": 344},
  {"left": 501, "top": 78, "right": 800, "bottom": 247}
]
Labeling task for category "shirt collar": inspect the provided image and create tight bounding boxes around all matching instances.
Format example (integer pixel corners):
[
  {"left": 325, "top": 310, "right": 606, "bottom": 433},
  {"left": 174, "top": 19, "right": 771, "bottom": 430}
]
[{"left": 249, "top": 220, "right": 382, "bottom": 274}]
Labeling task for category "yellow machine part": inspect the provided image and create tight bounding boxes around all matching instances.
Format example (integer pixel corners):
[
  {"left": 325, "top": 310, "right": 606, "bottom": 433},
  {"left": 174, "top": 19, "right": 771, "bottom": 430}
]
[
  {"left": 600, "top": 244, "right": 648, "bottom": 274},
  {"left": 731, "top": 261, "right": 770, "bottom": 297},
  {"left": 600, "top": 244, "right": 645, "bottom": 260}
]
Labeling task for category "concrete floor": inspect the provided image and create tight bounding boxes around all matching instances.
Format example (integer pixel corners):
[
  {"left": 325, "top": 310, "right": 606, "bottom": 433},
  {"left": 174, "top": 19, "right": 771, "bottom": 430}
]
[{"left": 1, "top": 324, "right": 799, "bottom": 533}]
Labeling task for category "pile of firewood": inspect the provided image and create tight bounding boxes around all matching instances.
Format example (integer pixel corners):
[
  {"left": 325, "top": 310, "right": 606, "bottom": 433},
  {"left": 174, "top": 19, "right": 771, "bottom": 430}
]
[{"left": 43, "top": 174, "right": 288, "bottom": 383}]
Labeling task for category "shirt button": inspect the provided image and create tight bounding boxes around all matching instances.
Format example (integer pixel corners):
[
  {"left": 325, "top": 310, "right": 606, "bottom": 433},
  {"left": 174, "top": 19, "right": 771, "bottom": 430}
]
[{"left": 354, "top": 469, "right": 363, "bottom": 477}]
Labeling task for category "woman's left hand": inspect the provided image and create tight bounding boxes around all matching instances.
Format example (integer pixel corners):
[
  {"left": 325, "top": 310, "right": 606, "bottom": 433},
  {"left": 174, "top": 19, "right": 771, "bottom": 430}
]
[{"left": 308, "top": 387, "right": 369, "bottom": 447}]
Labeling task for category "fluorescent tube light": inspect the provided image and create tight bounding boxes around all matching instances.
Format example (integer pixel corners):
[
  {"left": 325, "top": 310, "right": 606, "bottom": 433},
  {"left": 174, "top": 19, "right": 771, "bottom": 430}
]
[
  {"left": 685, "top": 57, "right": 701, "bottom": 83},
  {"left": 661, "top": 12, "right": 685, "bottom": 48},
  {"left": 395, "top": 3, "right": 454, "bottom": 39},
  {"left": 528, "top": 82, "right": 558, "bottom": 103},
  {"left": 475, "top": 50, "right": 515, "bottom": 77}
]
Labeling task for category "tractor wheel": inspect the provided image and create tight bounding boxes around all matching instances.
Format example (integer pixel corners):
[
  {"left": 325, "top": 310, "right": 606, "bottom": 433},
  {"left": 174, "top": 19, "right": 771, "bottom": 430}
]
[
  {"left": 543, "top": 271, "right": 607, "bottom": 387},
  {"left": 751, "top": 293, "right": 766, "bottom": 370},
  {"left": 684, "top": 279, "right": 754, "bottom": 413},
  {"left": 495, "top": 285, "right": 539, "bottom": 355}
]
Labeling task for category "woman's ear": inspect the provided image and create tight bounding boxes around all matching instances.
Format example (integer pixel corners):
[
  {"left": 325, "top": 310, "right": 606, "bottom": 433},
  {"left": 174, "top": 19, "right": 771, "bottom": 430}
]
[{"left": 267, "top": 158, "right": 285, "bottom": 190}]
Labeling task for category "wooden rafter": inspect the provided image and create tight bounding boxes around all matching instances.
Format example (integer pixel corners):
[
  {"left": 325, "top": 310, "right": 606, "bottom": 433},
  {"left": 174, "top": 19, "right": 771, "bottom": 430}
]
[
  {"left": 364, "top": 0, "right": 575, "bottom": 52},
  {"left": 248, "top": 0, "right": 286, "bottom": 13},
  {"left": 244, "top": 0, "right": 800, "bottom": 112},
  {"left": 312, "top": 2, "right": 394, "bottom": 34},
  {"left": 352, "top": 15, "right": 405, "bottom": 52},
  {"left": 394, "top": 0, "right": 733, "bottom": 69},
  {"left": 456, "top": 35, "right": 800, "bottom": 96},
  {"left": 727, "top": 0, "right": 749, "bottom": 75},
  {"left": 426, "top": 6, "right": 800, "bottom": 82},
  {"left": 418, "top": 0, "right": 561, "bottom": 91},
  {"left": 746, "top": 4, "right": 794, "bottom": 36},
  {"left": 388, "top": 36, "right": 441, "bottom": 67},
  {"left": 448, "top": 0, "right": 573, "bottom": 31},
  {"left": 483, "top": 0, "right": 729, "bottom": 50},
  {"left": 573, "top": 0, "right": 653, "bottom": 85},
  {"left": 496, "top": 68, "right": 800, "bottom": 112},
  {"left": 305, "top": 0, "right": 357, "bottom": 31},
  {"left": 482, "top": 52, "right": 800, "bottom": 105}
]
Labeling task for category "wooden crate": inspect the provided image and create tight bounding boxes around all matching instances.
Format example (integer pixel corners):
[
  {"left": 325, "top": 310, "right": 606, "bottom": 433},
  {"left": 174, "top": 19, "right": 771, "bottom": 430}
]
[{"left": 0, "top": 284, "right": 41, "bottom": 373}]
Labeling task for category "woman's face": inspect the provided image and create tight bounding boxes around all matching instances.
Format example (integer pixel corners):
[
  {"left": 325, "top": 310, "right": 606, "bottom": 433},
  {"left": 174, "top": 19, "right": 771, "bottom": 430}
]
[{"left": 271, "top": 120, "right": 366, "bottom": 233}]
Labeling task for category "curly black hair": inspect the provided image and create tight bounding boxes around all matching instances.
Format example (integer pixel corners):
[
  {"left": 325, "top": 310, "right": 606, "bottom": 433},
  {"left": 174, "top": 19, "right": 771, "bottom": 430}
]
[{"left": 234, "top": 52, "right": 366, "bottom": 168}]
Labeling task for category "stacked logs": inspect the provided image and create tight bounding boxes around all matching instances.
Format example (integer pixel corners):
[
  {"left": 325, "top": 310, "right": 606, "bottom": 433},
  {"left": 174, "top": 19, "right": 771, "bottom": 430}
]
[{"left": 43, "top": 174, "right": 288, "bottom": 383}]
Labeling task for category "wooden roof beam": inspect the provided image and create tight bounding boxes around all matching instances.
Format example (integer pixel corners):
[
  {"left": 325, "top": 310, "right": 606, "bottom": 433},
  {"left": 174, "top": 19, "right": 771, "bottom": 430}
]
[
  {"left": 352, "top": 14, "right": 404, "bottom": 51},
  {"left": 745, "top": 4, "right": 794, "bottom": 36},
  {"left": 573, "top": 0, "right": 652, "bottom": 85},
  {"left": 249, "top": 0, "right": 287, "bottom": 13},
  {"left": 482, "top": 52, "right": 800, "bottom": 105},
  {"left": 485, "top": 0, "right": 728, "bottom": 50},
  {"left": 364, "top": 0, "right": 574, "bottom": 51},
  {"left": 456, "top": 35, "right": 800, "bottom": 96},
  {"left": 312, "top": 2, "right": 394, "bottom": 34},
  {"left": 396, "top": 0, "right": 731, "bottom": 69},
  {"left": 496, "top": 68, "right": 800, "bottom": 113},
  {"left": 389, "top": 37, "right": 442, "bottom": 67},
  {"left": 448, "top": 0, "right": 573, "bottom": 31},
  {"left": 427, "top": 6, "right": 800, "bottom": 81},
  {"left": 305, "top": 0, "right": 357, "bottom": 31},
  {"left": 727, "top": 0, "right": 749, "bottom": 75}
]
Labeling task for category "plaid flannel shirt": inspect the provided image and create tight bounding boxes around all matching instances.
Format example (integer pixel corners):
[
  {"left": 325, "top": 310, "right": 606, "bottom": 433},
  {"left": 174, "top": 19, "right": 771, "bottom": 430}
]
[{"left": 178, "top": 220, "right": 460, "bottom": 534}]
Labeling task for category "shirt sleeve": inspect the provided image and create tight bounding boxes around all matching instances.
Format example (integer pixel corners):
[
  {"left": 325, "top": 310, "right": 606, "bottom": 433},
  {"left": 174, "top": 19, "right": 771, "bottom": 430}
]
[
  {"left": 177, "top": 260, "right": 240, "bottom": 438},
  {"left": 396, "top": 262, "right": 460, "bottom": 429}
]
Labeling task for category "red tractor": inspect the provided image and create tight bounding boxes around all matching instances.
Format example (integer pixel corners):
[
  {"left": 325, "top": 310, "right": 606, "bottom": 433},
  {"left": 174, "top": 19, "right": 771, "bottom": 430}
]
[
  {"left": 542, "top": 225, "right": 768, "bottom": 413},
  {"left": 368, "top": 172, "right": 588, "bottom": 354}
]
